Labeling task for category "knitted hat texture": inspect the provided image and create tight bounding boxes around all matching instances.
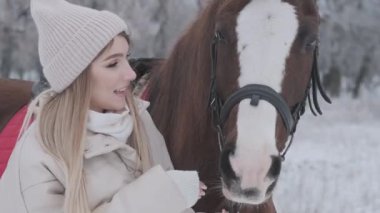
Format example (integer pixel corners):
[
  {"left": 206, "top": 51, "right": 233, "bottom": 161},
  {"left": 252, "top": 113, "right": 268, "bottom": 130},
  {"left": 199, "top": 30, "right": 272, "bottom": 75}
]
[{"left": 31, "top": 0, "right": 129, "bottom": 92}]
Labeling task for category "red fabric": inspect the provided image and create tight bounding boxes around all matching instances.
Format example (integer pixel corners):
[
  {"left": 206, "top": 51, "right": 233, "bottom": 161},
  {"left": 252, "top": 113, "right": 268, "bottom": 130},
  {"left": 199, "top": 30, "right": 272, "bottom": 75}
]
[
  {"left": 140, "top": 86, "right": 150, "bottom": 101},
  {"left": 0, "top": 105, "right": 28, "bottom": 177}
]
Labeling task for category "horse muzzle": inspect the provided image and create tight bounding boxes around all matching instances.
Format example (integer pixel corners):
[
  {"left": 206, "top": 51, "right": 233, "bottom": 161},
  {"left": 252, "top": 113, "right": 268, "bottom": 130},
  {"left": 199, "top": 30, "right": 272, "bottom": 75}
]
[{"left": 219, "top": 143, "right": 282, "bottom": 205}]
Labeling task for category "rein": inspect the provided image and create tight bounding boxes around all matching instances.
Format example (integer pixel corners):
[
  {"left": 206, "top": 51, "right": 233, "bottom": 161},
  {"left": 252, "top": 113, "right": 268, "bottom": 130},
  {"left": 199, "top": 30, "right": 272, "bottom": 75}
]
[{"left": 208, "top": 31, "right": 331, "bottom": 160}]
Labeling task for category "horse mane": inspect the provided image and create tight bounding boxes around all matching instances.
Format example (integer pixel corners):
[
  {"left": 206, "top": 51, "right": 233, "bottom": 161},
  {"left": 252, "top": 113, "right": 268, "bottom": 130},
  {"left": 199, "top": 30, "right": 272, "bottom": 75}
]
[
  {"left": 149, "top": 0, "right": 252, "bottom": 157},
  {"left": 148, "top": 2, "right": 221, "bottom": 160}
]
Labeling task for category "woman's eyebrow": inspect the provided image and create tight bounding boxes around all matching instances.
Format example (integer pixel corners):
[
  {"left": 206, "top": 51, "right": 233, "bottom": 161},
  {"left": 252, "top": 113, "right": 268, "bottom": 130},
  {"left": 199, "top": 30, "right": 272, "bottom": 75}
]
[{"left": 103, "top": 53, "right": 124, "bottom": 61}]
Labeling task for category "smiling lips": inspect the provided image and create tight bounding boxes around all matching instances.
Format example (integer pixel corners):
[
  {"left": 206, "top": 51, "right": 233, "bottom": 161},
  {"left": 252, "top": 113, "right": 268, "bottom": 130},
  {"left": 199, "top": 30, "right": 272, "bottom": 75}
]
[{"left": 114, "top": 87, "right": 128, "bottom": 97}]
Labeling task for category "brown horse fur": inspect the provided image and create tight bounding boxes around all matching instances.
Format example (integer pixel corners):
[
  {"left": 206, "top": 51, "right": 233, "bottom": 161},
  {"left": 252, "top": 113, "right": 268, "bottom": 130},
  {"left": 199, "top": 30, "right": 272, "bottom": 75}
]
[
  {"left": 276, "top": 0, "right": 321, "bottom": 151},
  {"left": 149, "top": 0, "right": 320, "bottom": 212},
  {"left": 0, "top": 78, "right": 33, "bottom": 132}
]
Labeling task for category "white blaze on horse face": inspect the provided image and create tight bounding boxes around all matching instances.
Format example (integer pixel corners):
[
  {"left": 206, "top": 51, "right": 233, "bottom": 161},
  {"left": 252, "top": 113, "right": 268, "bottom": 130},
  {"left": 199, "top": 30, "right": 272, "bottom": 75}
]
[{"left": 228, "top": 0, "right": 298, "bottom": 203}]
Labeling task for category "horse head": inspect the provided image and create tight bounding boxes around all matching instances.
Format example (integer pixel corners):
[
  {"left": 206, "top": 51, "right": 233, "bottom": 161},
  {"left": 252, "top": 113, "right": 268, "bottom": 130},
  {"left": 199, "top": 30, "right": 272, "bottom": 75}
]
[
  {"left": 210, "top": 0, "right": 330, "bottom": 205},
  {"left": 150, "top": 0, "right": 330, "bottom": 211}
]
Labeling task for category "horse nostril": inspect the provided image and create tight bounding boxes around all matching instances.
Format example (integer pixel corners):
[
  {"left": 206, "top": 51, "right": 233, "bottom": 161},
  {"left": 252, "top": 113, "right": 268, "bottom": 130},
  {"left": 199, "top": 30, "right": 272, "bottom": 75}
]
[
  {"left": 220, "top": 143, "right": 238, "bottom": 184},
  {"left": 267, "top": 156, "right": 282, "bottom": 179},
  {"left": 266, "top": 181, "right": 277, "bottom": 196},
  {"left": 243, "top": 187, "right": 260, "bottom": 197}
]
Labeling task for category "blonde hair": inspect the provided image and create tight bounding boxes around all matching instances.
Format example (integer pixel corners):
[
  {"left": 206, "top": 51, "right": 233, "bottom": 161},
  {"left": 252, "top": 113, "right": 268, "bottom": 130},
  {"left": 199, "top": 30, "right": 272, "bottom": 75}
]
[{"left": 19, "top": 33, "right": 151, "bottom": 213}]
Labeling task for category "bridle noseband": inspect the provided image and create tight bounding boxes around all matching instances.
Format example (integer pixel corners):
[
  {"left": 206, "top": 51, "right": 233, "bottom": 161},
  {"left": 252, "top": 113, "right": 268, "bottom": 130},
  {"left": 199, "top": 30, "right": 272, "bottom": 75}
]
[
  {"left": 208, "top": 31, "right": 331, "bottom": 160},
  {"left": 220, "top": 84, "right": 295, "bottom": 135}
]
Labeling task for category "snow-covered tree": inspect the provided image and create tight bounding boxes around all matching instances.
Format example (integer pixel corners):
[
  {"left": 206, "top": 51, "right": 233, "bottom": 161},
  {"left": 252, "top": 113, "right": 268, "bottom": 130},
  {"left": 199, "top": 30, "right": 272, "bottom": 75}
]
[
  {"left": 318, "top": 0, "right": 380, "bottom": 97},
  {"left": 0, "top": 0, "right": 379, "bottom": 97}
]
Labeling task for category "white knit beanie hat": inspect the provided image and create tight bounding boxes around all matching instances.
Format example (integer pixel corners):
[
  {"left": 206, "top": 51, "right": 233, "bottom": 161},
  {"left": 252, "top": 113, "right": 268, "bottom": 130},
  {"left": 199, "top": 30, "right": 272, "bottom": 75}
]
[{"left": 31, "top": 0, "right": 129, "bottom": 93}]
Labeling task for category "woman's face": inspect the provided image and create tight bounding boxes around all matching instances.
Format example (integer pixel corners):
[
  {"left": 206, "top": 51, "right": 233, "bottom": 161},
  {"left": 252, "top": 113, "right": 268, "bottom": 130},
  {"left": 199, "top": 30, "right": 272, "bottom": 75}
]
[{"left": 89, "top": 35, "right": 136, "bottom": 113}]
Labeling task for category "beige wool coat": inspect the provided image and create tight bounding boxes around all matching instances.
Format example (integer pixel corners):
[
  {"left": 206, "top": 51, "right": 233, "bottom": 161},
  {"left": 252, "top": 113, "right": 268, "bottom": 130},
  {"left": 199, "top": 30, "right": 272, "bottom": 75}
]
[{"left": 0, "top": 107, "right": 195, "bottom": 213}]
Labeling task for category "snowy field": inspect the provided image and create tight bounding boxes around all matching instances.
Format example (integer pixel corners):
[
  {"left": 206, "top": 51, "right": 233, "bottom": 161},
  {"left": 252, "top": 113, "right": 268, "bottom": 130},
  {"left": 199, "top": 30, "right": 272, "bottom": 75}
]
[{"left": 274, "top": 91, "right": 380, "bottom": 213}]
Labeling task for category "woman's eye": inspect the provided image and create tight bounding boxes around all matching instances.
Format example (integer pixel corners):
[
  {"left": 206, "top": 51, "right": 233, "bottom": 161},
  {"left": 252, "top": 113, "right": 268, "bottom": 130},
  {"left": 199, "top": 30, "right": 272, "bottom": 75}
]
[{"left": 107, "top": 62, "right": 118, "bottom": 68}]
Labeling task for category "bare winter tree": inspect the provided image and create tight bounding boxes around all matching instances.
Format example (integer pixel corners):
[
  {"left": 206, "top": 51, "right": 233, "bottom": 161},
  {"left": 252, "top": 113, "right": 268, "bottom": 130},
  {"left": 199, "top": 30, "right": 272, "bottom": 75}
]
[
  {"left": 0, "top": 0, "right": 38, "bottom": 80},
  {"left": 0, "top": 0, "right": 201, "bottom": 80},
  {"left": 318, "top": 0, "right": 380, "bottom": 97},
  {"left": 1, "top": 0, "right": 379, "bottom": 97}
]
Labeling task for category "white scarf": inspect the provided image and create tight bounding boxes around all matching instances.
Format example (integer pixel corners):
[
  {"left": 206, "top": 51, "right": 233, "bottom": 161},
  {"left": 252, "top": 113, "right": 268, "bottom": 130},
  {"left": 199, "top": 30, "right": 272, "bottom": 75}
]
[
  {"left": 86, "top": 99, "right": 150, "bottom": 142},
  {"left": 87, "top": 106, "right": 133, "bottom": 143}
]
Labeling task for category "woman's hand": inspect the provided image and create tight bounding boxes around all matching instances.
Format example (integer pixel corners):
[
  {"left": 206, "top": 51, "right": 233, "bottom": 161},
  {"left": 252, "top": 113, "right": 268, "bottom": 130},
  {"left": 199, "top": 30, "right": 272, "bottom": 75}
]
[{"left": 199, "top": 181, "right": 207, "bottom": 198}]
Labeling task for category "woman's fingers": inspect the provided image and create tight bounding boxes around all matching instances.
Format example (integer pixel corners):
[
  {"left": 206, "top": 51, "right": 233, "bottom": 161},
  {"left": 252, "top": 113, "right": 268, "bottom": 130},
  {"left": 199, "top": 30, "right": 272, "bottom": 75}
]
[
  {"left": 199, "top": 181, "right": 207, "bottom": 197},
  {"left": 200, "top": 181, "right": 207, "bottom": 190}
]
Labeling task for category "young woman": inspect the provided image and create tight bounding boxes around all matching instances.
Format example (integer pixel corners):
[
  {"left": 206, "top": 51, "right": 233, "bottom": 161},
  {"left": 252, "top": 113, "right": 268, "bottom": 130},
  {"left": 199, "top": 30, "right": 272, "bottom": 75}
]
[{"left": 0, "top": 0, "right": 206, "bottom": 212}]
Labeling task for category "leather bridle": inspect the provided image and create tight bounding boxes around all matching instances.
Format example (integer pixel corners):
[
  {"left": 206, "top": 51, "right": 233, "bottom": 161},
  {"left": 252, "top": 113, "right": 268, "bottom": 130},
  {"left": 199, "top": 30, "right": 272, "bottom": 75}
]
[{"left": 208, "top": 31, "right": 331, "bottom": 160}]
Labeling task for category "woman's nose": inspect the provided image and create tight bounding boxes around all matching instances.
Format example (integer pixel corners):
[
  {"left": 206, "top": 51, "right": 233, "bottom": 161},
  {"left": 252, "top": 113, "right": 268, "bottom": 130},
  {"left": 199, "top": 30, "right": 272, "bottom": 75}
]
[{"left": 124, "top": 62, "right": 136, "bottom": 81}]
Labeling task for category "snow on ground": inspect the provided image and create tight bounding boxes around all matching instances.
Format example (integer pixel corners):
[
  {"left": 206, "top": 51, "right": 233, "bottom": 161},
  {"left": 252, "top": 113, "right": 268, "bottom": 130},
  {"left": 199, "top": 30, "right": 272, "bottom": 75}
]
[{"left": 274, "top": 92, "right": 380, "bottom": 213}]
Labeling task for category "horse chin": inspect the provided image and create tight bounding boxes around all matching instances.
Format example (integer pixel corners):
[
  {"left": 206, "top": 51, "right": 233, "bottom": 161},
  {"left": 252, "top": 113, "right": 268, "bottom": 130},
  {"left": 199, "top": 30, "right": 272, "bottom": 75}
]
[{"left": 221, "top": 184, "right": 272, "bottom": 205}]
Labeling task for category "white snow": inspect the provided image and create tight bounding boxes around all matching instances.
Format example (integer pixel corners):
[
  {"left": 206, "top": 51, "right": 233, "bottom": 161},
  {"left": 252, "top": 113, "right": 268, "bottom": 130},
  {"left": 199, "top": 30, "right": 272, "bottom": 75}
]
[{"left": 274, "top": 90, "right": 380, "bottom": 213}]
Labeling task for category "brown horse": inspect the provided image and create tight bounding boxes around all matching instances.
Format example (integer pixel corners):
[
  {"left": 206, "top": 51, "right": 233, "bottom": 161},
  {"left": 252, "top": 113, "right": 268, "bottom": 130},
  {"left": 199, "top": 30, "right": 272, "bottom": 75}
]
[
  {"left": 148, "top": 0, "right": 329, "bottom": 212},
  {"left": 0, "top": 78, "right": 33, "bottom": 131},
  {"left": 0, "top": 0, "right": 330, "bottom": 212}
]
